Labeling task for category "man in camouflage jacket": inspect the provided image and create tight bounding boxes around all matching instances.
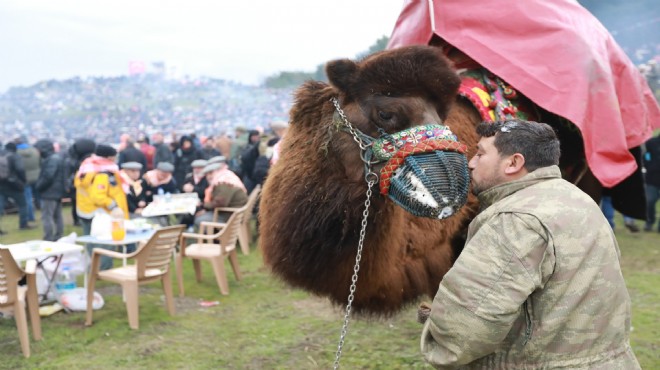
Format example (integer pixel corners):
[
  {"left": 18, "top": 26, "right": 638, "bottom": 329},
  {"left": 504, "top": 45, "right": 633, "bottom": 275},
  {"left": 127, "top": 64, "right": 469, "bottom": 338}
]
[{"left": 421, "top": 120, "right": 640, "bottom": 369}]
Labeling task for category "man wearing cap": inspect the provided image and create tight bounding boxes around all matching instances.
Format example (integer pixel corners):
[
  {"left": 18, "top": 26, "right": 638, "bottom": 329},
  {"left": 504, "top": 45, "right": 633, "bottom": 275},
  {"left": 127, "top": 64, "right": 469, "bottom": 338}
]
[
  {"left": 142, "top": 161, "right": 178, "bottom": 203},
  {"left": 179, "top": 159, "right": 208, "bottom": 228},
  {"left": 194, "top": 159, "right": 247, "bottom": 226},
  {"left": 74, "top": 144, "right": 129, "bottom": 270},
  {"left": 119, "top": 162, "right": 147, "bottom": 216}
]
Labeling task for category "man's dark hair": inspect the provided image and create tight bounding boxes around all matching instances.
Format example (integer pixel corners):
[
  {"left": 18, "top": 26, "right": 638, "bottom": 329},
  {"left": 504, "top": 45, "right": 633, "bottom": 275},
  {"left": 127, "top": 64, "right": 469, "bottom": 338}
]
[{"left": 476, "top": 119, "right": 560, "bottom": 171}]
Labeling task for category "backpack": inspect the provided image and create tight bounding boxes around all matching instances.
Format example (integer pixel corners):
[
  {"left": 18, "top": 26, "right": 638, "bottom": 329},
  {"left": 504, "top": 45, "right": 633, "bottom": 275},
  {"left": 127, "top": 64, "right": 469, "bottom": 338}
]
[{"left": 0, "top": 152, "right": 10, "bottom": 180}]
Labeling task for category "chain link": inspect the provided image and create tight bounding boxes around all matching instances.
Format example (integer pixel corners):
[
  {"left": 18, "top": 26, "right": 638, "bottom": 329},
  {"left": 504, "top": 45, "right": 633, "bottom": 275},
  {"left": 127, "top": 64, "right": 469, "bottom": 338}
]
[
  {"left": 333, "top": 174, "right": 376, "bottom": 370},
  {"left": 332, "top": 97, "right": 371, "bottom": 151}
]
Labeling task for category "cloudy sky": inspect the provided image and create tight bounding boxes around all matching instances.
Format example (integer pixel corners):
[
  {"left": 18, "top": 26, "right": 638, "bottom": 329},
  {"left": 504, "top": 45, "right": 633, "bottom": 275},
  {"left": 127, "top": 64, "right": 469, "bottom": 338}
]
[{"left": 0, "top": 0, "right": 406, "bottom": 92}]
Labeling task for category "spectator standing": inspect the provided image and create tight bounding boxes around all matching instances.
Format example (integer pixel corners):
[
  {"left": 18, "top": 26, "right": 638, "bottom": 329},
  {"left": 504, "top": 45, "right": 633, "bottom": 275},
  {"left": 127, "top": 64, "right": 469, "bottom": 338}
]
[
  {"left": 238, "top": 130, "right": 261, "bottom": 192},
  {"left": 643, "top": 134, "right": 660, "bottom": 232},
  {"left": 152, "top": 132, "right": 174, "bottom": 168},
  {"left": 117, "top": 139, "right": 147, "bottom": 174},
  {"left": 74, "top": 144, "right": 128, "bottom": 270},
  {"left": 180, "top": 159, "right": 208, "bottom": 228},
  {"left": 66, "top": 138, "right": 96, "bottom": 226},
  {"left": 137, "top": 134, "right": 156, "bottom": 171},
  {"left": 0, "top": 142, "right": 32, "bottom": 232},
  {"left": 200, "top": 136, "right": 221, "bottom": 160},
  {"left": 173, "top": 136, "right": 201, "bottom": 192},
  {"left": 34, "top": 139, "right": 66, "bottom": 241},
  {"left": 15, "top": 136, "right": 41, "bottom": 222}
]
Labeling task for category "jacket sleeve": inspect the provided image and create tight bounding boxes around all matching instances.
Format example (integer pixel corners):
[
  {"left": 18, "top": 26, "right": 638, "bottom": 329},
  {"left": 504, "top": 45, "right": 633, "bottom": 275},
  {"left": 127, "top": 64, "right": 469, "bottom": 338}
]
[
  {"left": 88, "top": 173, "right": 116, "bottom": 209},
  {"left": 421, "top": 212, "right": 553, "bottom": 368}
]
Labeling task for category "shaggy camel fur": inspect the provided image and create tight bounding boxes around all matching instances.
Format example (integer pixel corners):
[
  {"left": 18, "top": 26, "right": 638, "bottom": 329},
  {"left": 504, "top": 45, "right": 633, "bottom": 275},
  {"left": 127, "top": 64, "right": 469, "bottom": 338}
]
[{"left": 259, "top": 46, "right": 481, "bottom": 315}]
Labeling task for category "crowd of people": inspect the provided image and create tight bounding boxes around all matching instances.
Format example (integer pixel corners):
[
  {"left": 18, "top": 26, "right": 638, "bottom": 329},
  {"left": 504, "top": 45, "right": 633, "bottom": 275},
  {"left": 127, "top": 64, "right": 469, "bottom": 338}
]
[
  {"left": 0, "top": 121, "right": 288, "bottom": 254},
  {"left": 0, "top": 74, "right": 294, "bottom": 147}
]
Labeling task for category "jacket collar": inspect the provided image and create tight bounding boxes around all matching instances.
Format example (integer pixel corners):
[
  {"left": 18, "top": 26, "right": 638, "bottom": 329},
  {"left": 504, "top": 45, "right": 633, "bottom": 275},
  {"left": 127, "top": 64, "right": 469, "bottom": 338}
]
[{"left": 477, "top": 165, "right": 562, "bottom": 210}]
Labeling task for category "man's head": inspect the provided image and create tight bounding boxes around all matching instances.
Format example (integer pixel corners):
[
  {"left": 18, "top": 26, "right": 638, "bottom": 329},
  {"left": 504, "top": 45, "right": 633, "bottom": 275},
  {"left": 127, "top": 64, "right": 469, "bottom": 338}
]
[
  {"left": 468, "top": 120, "right": 560, "bottom": 195},
  {"left": 204, "top": 136, "right": 215, "bottom": 149},
  {"left": 191, "top": 159, "right": 208, "bottom": 176},
  {"left": 121, "top": 162, "right": 143, "bottom": 180},
  {"left": 95, "top": 144, "right": 118, "bottom": 162},
  {"left": 201, "top": 163, "right": 221, "bottom": 181},
  {"left": 156, "top": 162, "right": 174, "bottom": 180},
  {"left": 152, "top": 132, "right": 164, "bottom": 144}
]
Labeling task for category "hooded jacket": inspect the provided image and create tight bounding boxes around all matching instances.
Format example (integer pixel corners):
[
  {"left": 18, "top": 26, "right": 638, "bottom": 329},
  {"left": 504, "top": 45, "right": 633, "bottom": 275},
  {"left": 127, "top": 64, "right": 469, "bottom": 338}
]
[
  {"left": 173, "top": 136, "right": 201, "bottom": 191},
  {"left": 421, "top": 166, "right": 639, "bottom": 369},
  {"left": 34, "top": 139, "right": 66, "bottom": 200}
]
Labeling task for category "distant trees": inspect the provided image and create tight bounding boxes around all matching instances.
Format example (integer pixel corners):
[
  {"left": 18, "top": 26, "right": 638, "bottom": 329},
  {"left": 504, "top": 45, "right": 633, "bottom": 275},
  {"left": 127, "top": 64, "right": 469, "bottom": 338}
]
[{"left": 263, "top": 36, "right": 390, "bottom": 88}]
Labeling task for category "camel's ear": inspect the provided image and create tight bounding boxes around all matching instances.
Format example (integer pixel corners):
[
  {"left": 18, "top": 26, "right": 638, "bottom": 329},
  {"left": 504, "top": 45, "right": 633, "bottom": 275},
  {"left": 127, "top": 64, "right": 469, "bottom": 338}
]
[{"left": 326, "top": 59, "right": 358, "bottom": 92}]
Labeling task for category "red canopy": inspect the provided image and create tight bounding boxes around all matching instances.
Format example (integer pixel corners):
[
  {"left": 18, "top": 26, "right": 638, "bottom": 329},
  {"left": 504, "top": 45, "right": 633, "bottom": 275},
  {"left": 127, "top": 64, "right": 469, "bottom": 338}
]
[{"left": 388, "top": 0, "right": 660, "bottom": 187}]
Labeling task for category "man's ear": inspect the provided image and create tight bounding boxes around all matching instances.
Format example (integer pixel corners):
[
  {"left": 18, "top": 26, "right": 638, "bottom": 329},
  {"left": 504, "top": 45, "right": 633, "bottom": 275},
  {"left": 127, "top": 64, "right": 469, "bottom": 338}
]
[{"left": 504, "top": 153, "right": 526, "bottom": 175}]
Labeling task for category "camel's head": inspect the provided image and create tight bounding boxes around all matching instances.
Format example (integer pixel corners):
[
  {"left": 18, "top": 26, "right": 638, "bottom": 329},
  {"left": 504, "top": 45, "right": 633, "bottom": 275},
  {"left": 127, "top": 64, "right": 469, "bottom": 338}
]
[{"left": 325, "top": 45, "right": 469, "bottom": 219}]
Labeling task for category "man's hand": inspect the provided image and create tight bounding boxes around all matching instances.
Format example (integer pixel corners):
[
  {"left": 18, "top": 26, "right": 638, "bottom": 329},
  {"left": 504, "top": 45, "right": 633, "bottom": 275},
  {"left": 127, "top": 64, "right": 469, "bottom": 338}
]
[
  {"left": 183, "top": 183, "right": 194, "bottom": 193},
  {"left": 418, "top": 302, "right": 432, "bottom": 324}
]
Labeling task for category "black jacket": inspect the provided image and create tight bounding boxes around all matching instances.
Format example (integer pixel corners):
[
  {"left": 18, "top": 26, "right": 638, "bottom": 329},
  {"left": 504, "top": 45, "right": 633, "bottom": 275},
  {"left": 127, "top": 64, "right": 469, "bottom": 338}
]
[
  {"left": 34, "top": 140, "right": 67, "bottom": 200},
  {"left": 118, "top": 146, "right": 148, "bottom": 173},
  {"left": 154, "top": 143, "right": 174, "bottom": 168},
  {"left": 644, "top": 136, "right": 660, "bottom": 187},
  {"left": 173, "top": 139, "right": 201, "bottom": 192},
  {"left": 0, "top": 148, "right": 26, "bottom": 192},
  {"left": 126, "top": 178, "right": 148, "bottom": 214}
]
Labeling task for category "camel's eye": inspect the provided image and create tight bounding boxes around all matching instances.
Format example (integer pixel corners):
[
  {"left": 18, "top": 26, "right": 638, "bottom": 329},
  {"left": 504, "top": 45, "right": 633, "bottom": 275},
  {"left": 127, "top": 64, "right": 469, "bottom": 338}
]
[{"left": 378, "top": 111, "right": 394, "bottom": 120}]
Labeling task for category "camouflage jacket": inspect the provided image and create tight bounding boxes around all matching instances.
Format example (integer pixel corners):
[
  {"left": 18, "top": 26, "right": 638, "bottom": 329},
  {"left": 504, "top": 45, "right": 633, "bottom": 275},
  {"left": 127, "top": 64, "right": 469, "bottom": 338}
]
[{"left": 421, "top": 166, "right": 640, "bottom": 369}]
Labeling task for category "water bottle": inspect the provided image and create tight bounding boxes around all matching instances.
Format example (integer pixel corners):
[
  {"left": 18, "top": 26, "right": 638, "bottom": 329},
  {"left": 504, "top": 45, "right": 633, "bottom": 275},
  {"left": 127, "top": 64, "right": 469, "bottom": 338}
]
[{"left": 55, "top": 266, "right": 76, "bottom": 297}]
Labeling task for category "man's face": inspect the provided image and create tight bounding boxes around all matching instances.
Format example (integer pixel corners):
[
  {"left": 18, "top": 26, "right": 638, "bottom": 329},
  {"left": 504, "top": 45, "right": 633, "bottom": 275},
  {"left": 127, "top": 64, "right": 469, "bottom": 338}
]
[
  {"left": 192, "top": 167, "right": 203, "bottom": 176},
  {"left": 204, "top": 139, "right": 214, "bottom": 149},
  {"left": 153, "top": 134, "right": 163, "bottom": 144},
  {"left": 468, "top": 136, "right": 508, "bottom": 195},
  {"left": 182, "top": 141, "right": 192, "bottom": 150},
  {"left": 156, "top": 169, "right": 169, "bottom": 181},
  {"left": 125, "top": 169, "right": 141, "bottom": 181}
]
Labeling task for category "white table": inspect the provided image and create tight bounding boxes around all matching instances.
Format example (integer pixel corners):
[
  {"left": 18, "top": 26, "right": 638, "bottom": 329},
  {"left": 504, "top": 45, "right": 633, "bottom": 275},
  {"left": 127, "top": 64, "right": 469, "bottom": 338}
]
[
  {"left": 141, "top": 194, "right": 199, "bottom": 218},
  {"left": 4, "top": 241, "right": 84, "bottom": 303},
  {"left": 76, "top": 230, "right": 155, "bottom": 267}
]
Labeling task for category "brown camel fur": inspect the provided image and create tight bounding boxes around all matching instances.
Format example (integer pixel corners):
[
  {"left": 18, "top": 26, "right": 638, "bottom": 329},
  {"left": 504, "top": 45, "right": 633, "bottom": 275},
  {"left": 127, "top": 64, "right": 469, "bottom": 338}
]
[{"left": 259, "top": 46, "right": 481, "bottom": 315}]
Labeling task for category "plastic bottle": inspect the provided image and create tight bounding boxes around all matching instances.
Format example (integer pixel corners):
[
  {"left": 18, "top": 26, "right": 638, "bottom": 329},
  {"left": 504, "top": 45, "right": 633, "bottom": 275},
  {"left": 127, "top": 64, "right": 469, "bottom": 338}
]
[
  {"left": 111, "top": 207, "right": 126, "bottom": 241},
  {"left": 55, "top": 266, "right": 76, "bottom": 297}
]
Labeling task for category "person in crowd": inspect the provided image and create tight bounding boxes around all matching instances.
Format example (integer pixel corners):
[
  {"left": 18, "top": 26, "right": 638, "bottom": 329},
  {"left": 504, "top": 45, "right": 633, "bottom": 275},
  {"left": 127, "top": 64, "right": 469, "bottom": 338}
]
[
  {"left": 200, "top": 136, "right": 221, "bottom": 160},
  {"left": 420, "top": 120, "right": 639, "bottom": 368},
  {"left": 269, "top": 120, "right": 289, "bottom": 166},
  {"left": 137, "top": 134, "right": 156, "bottom": 171},
  {"left": 118, "top": 138, "right": 147, "bottom": 174},
  {"left": 118, "top": 162, "right": 147, "bottom": 217},
  {"left": 643, "top": 133, "right": 660, "bottom": 232},
  {"left": 194, "top": 158, "right": 247, "bottom": 226},
  {"left": 74, "top": 144, "right": 128, "bottom": 270},
  {"left": 182, "top": 159, "right": 208, "bottom": 201},
  {"left": 34, "top": 139, "right": 66, "bottom": 241},
  {"left": 600, "top": 193, "right": 640, "bottom": 232},
  {"left": 15, "top": 136, "right": 41, "bottom": 222},
  {"left": 152, "top": 132, "right": 174, "bottom": 168},
  {"left": 179, "top": 159, "right": 208, "bottom": 228},
  {"left": 173, "top": 135, "right": 201, "bottom": 192},
  {"left": 0, "top": 141, "right": 32, "bottom": 233},
  {"left": 66, "top": 138, "right": 96, "bottom": 226},
  {"left": 238, "top": 130, "right": 261, "bottom": 192},
  {"left": 142, "top": 162, "right": 178, "bottom": 202},
  {"left": 215, "top": 133, "right": 233, "bottom": 159}
]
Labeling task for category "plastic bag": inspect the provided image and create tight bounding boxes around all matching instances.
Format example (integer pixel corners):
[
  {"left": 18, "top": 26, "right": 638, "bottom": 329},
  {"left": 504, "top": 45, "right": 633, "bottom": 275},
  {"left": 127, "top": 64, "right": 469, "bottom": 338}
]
[
  {"left": 58, "top": 288, "right": 104, "bottom": 311},
  {"left": 91, "top": 212, "right": 112, "bottom": 240}
]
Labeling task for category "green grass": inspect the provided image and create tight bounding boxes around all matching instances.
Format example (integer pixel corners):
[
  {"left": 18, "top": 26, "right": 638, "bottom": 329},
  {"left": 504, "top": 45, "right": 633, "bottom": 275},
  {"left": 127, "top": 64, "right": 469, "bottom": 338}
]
[{"left": 0, "top": 208, "right": 658, "bottom": 369}]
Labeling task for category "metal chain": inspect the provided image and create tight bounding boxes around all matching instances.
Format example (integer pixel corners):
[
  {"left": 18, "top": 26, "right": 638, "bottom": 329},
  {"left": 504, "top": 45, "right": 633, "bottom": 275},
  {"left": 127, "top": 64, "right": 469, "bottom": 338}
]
[
  {"left": 333, "top": 172, "right": 377, "bottom": 370},
  {"left": 332, "top": 97, "right": 371, "bottom": 151},
  {"left": 330, "top": 96, "right": 380, "bottom": 369}
]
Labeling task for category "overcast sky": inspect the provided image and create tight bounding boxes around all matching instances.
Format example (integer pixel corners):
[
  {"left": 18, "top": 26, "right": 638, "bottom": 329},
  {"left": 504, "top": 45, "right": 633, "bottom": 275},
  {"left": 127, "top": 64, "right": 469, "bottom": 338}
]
[{"left": 0, "top": 0, "right": 405, "bottom": 93}]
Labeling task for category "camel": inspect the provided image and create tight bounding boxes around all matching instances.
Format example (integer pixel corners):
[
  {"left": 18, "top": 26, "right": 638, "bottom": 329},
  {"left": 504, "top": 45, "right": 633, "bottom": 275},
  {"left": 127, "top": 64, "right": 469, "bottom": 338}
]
[
  {"left": 259, "top": 46, "right": 481, "bottom": 315},
  {"left": 258, "top": 43, "right": 651, "bottom": 316}
]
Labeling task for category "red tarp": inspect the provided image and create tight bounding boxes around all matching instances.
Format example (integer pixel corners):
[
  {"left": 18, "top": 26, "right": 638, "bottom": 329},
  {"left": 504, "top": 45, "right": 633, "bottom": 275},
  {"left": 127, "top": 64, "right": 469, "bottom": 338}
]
[{"left": 388, "top": 0, "right": 660, "bottom": 187}]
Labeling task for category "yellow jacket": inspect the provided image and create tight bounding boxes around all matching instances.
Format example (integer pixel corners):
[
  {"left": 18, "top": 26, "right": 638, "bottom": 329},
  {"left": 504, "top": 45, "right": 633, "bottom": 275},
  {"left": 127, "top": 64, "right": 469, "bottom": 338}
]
[{"left": 75, "top": 171, "right": 128, "bottom": 219}]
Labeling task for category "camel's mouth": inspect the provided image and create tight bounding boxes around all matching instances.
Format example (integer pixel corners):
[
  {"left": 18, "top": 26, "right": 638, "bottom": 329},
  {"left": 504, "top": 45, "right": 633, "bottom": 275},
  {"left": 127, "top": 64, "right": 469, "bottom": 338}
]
[{"left": 332, "top": 97, "right": 470, "bottom": 219}]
